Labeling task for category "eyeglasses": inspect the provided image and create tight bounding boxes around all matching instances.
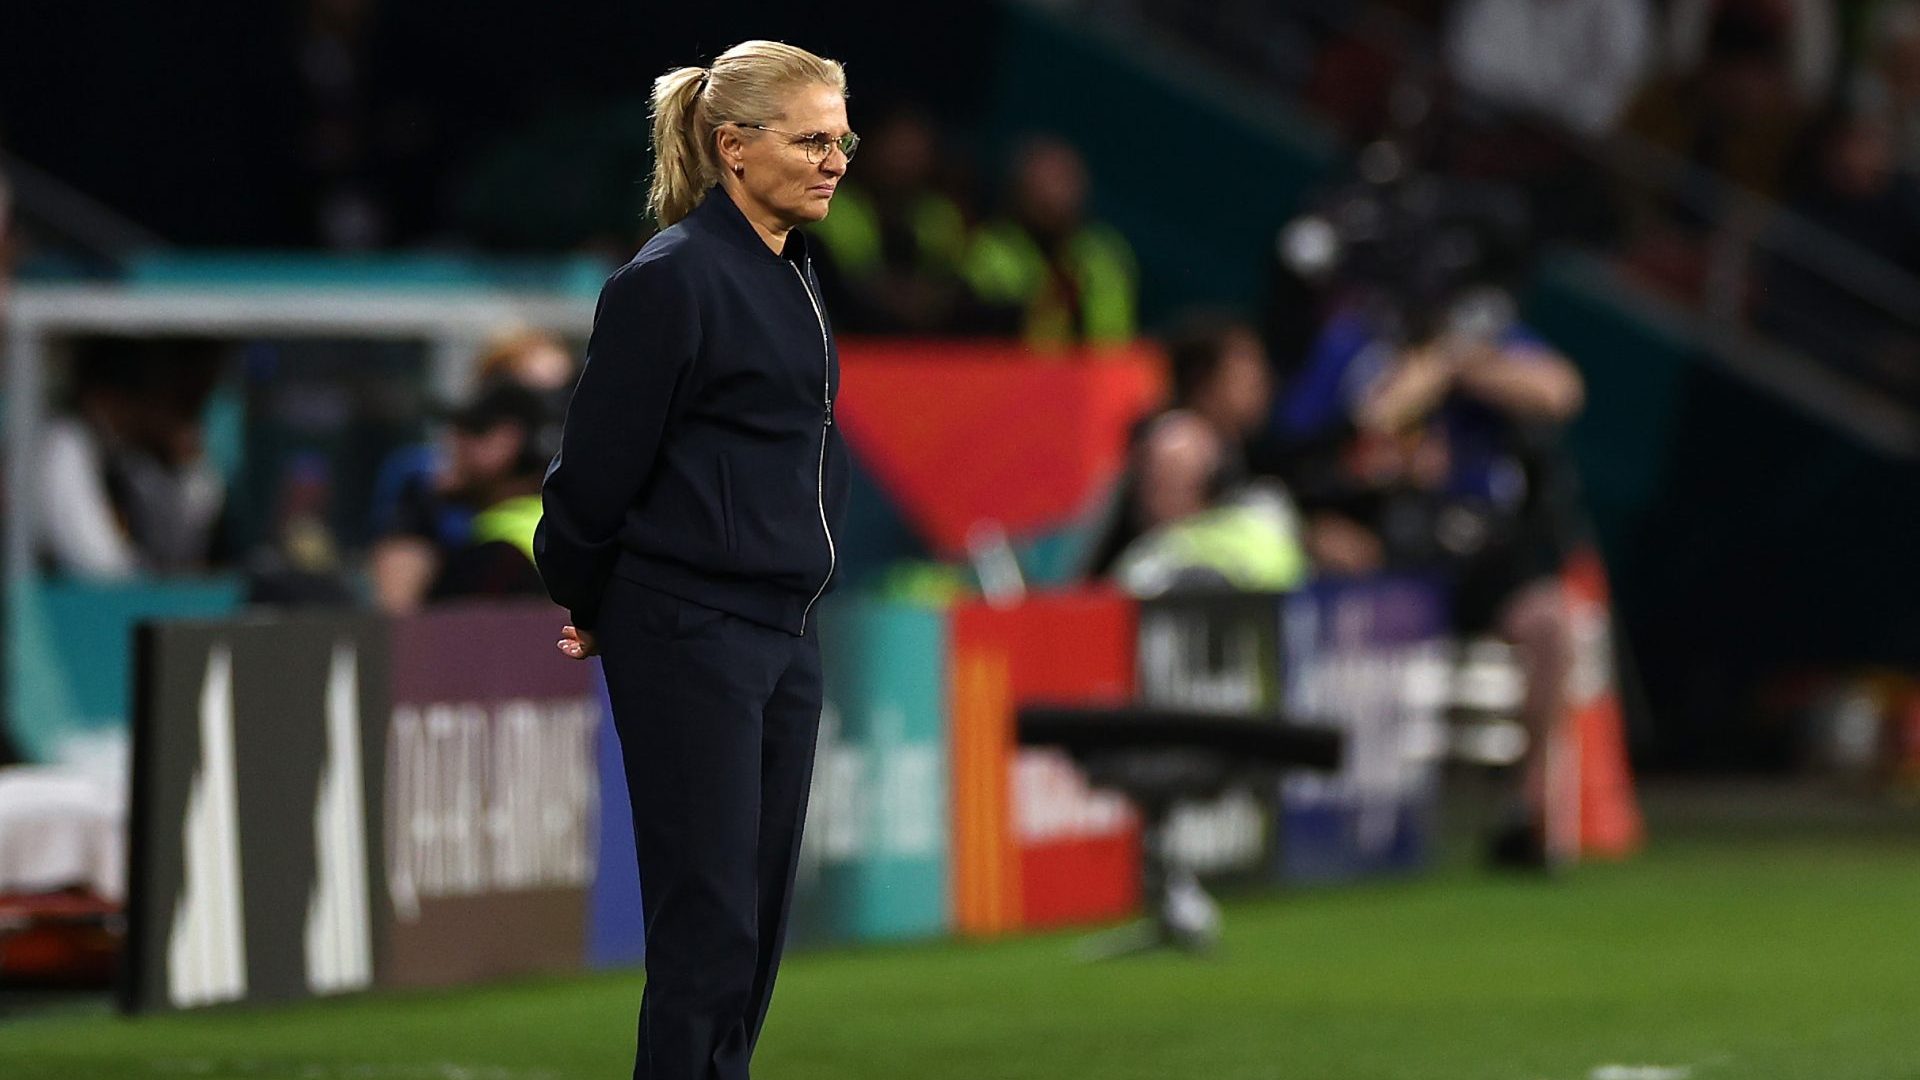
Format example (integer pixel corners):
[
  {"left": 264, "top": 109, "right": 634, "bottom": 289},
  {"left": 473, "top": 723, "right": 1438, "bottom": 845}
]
[{"left": 735, "top": 123, "right": 860, "bottom": 165}]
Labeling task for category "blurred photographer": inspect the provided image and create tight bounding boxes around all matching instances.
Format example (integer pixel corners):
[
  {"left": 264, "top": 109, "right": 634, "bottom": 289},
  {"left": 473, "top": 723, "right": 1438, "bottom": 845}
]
[
  {"left": 1274, "top": 155, "right": 1587, "bottom": 869},
  {"left": 423, "top": 382, "right": 559, "bottom": 603},
  {"left": 368, "top": 328, "right": 577, "bottom": 613}
]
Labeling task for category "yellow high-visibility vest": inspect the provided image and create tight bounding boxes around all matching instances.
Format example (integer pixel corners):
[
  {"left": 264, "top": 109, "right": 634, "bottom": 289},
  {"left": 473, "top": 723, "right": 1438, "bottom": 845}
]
[
  {"left": 470, "top": 494, "right": 543, "bottom": 564},
  {"left": 962, "top": 220, "right": 1138, "bottom": 350}
]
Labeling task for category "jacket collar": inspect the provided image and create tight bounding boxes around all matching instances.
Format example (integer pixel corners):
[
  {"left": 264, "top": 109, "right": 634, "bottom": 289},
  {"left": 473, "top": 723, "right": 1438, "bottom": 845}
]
[{"left": 691, "top": 183, "right": 810, "bottom": 266}]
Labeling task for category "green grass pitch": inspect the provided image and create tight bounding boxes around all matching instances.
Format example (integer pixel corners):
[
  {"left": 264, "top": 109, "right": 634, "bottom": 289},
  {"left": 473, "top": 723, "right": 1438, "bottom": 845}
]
[{"left": 6, "top": 827, "right": 1918, "bottom": 1079}]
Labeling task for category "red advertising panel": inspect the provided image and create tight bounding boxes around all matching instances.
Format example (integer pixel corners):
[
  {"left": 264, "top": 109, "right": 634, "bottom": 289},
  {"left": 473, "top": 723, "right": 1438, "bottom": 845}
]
[
  {"left": 836, "top": 341, "right": 1165, "bottom": 555},
  {"left": 949, "top": 589, "right": 1141, "bottom": 936}
]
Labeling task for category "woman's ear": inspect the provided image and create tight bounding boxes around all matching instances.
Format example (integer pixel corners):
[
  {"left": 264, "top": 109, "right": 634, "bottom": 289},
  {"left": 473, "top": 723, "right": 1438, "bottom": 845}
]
[{"left": 714, "top": 126, "right": 744, "bottom": 176}]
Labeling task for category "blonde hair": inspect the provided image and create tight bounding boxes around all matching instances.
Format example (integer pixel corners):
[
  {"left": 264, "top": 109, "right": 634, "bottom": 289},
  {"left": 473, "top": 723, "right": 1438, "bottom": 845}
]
[
  {"left": 648, "top": 40, "right": 848, "bottom": 228},
  {"left": 475, "top": 325, "right": 573, "bottom": 386}
]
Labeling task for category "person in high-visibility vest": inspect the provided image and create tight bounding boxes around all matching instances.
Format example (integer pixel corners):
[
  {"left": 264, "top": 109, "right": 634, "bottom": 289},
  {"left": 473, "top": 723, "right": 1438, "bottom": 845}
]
[
  {"left": 962, "top": 137, "right": 1139, "bottom": 350},
  {"left": 806, "top": 107, "right": 972, "bottom": 333},
  {"left": 1084, "top": 315, "right": 1303, "bottom": 590},
  {"left": 370, "top": 327, "right": 577, "bottom": 614},
  {"left": 424, "top": 381, "right": 556, "bottom": 601}
]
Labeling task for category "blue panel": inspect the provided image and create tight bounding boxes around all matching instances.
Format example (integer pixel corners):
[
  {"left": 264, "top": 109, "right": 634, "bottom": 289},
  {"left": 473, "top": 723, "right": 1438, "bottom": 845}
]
[{"left": 585, "top": 660, "right": 646, "bottom": 968}]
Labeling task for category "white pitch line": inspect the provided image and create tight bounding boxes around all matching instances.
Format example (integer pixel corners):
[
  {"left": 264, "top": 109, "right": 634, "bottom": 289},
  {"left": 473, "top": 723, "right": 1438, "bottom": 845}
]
[
  {"left": 1590, "top": 1065, "right": 1694, "bottom": 1080},
  {"left": 151, "top": 1061, "right": 561, "bottom": 1080}
]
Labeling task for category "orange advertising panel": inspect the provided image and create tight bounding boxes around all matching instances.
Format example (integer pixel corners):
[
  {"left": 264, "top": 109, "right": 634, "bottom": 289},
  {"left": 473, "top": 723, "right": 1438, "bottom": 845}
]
[{"left": 948, "top": 589, "right": 1141, "bottom": 936}]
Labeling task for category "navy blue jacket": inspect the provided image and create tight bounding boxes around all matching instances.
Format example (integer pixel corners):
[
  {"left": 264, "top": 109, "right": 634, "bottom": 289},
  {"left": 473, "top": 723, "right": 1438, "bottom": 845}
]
[{"left": 535, "top": 184, "right": 848, "bottom": 637}]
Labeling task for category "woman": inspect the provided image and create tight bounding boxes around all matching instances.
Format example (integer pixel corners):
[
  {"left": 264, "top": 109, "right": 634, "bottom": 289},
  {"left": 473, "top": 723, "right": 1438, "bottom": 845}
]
[
  {"left": 1082, "top": 315, "right": 1271, "bottom": 578},
  {"left": 533, "top": 40, "right": 856, "bottom": 1080}
]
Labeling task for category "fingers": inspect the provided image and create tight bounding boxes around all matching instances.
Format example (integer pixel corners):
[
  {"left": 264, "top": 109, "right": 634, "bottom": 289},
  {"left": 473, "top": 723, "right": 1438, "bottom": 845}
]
[{"left": 556, "top": 625, "right": 597, "bottom": 660}]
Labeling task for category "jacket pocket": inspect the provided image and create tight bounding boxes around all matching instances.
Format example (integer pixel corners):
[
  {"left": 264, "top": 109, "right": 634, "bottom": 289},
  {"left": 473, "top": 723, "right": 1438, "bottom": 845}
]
[{"left": 717, "top": 452, "right": 737, "bottom": 554}]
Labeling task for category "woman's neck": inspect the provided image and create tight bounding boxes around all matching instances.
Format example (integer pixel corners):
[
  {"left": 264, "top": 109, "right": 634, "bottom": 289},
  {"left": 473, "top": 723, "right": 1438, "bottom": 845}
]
[{"left": 723, "top": 181, "right": 791, "bottom": 256}]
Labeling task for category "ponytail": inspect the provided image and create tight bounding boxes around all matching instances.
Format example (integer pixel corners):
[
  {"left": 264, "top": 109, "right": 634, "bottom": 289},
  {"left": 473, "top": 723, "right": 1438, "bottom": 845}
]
[
  {"left": 648, "top": 66, "right": 714, "bottom": 228},
  {"left": 645, "top": 41, "right": 848, "bottom": 229}
]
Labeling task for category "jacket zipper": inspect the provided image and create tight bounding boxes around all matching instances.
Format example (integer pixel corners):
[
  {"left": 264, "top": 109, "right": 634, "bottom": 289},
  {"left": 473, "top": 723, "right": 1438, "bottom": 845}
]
[{"left": 791, "top": 257, "right": 837, "bottom": 635}]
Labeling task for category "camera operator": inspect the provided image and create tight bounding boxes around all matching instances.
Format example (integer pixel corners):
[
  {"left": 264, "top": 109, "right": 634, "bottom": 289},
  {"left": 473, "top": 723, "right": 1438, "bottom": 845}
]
[{"left": 1273, "top": 167, "right": 1587, "bottom": 870}]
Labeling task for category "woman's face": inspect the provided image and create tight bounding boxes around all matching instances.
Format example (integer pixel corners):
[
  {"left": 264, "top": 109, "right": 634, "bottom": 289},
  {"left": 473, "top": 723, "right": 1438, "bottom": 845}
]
[
  {"left": 1203, "top": 330, "right": 1273, "bottom": 436},
  {"left": 725, "top": 82, "right": 850, "bottom": 229},
  {"left": 509, "top": 343, "right": 576, "bottom": 392}
]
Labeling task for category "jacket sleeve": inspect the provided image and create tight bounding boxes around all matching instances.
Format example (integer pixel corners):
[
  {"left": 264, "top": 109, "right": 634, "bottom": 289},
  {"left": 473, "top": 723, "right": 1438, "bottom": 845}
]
[{"left": 534, "top": 258, "right": 700, "bottom": 630}]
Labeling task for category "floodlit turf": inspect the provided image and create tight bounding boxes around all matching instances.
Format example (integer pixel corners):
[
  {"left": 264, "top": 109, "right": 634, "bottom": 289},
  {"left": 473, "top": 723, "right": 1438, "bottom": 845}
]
[{"left": 6, "top": 827, "right": 1918, "bottom": 1080}]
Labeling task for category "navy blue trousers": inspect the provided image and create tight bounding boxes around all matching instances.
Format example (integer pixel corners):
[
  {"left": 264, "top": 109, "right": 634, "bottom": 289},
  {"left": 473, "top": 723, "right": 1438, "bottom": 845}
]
[{"left": 597, "top": 574, "right": 822, "bottom": 1080}]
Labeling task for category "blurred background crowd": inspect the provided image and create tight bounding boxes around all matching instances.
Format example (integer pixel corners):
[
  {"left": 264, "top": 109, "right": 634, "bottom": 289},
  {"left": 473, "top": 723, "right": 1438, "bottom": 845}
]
[
  {"left": 2, "top": 0, "right": 1918, "bottom": 873},
  {"left": 0, "top": 6, "right": 1919, "bottom": 1061}
]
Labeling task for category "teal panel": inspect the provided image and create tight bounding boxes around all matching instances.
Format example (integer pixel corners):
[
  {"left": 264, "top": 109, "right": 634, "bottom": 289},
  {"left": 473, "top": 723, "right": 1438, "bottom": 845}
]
[
  {"left": 792, "top": 596, "right": 950, "bottom": 946},
  {"left": 125, "top": 252, "right": 612, "bottom": 299},
  {"left": 6, "top": 576, "right": 243, "bottom": 762},
  {"left": 1017, "top": 520, "right": 1104, "bottom": 588}
]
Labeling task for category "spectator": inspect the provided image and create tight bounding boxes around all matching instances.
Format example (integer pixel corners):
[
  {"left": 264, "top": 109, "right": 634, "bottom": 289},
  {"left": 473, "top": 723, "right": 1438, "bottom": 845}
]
[
  {"left": 963, "top": 137, "right": 1139, "bottom": 350},
  {"left": 424, "top": 382, "right": 555, "bottom": 602},
  {"left": 473, "top": 325, "right": 578, "bottom": 395},
  {"left": 1086, "top": 315, "right": 1304, "bottom": 593},
  {"left": 1626, "top": 0, "right": 1820, "bottom": 200},
  {"left": 295, "top": 0, "right": 386, "bottom": 249},
  {"left": 368, "top": 326, "right": 576, "bottom": 613},
  {"left": 243, "top": 451, "right": 358, "bottom": 607},
  {"left": 1445, "top": 0, "right": 1654, "bottom": 139},
  {"left": 807, "top": 106, "right": 972, "bottom": 334},
  {"left": 1784, "top": 104, "right": 1920, "bottom": 271},
  {"left": 1759, "top": 104, "right": 1920, "bottom": 392},
  {"left": 1620, "top": 0, "right": 1822, "bottom": 298},
  {"left": 1666, "top": 0, "right": 1837, "bottom": 110},
  {"left": 1851, "top": 1, "right": 1920, "bottom": 173},
  {"left": 1276, "top": 288, "right": 1586, "bottom": 868},
  {"left": 34, "top": 342, "right": 228, "bottom": 578}
]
